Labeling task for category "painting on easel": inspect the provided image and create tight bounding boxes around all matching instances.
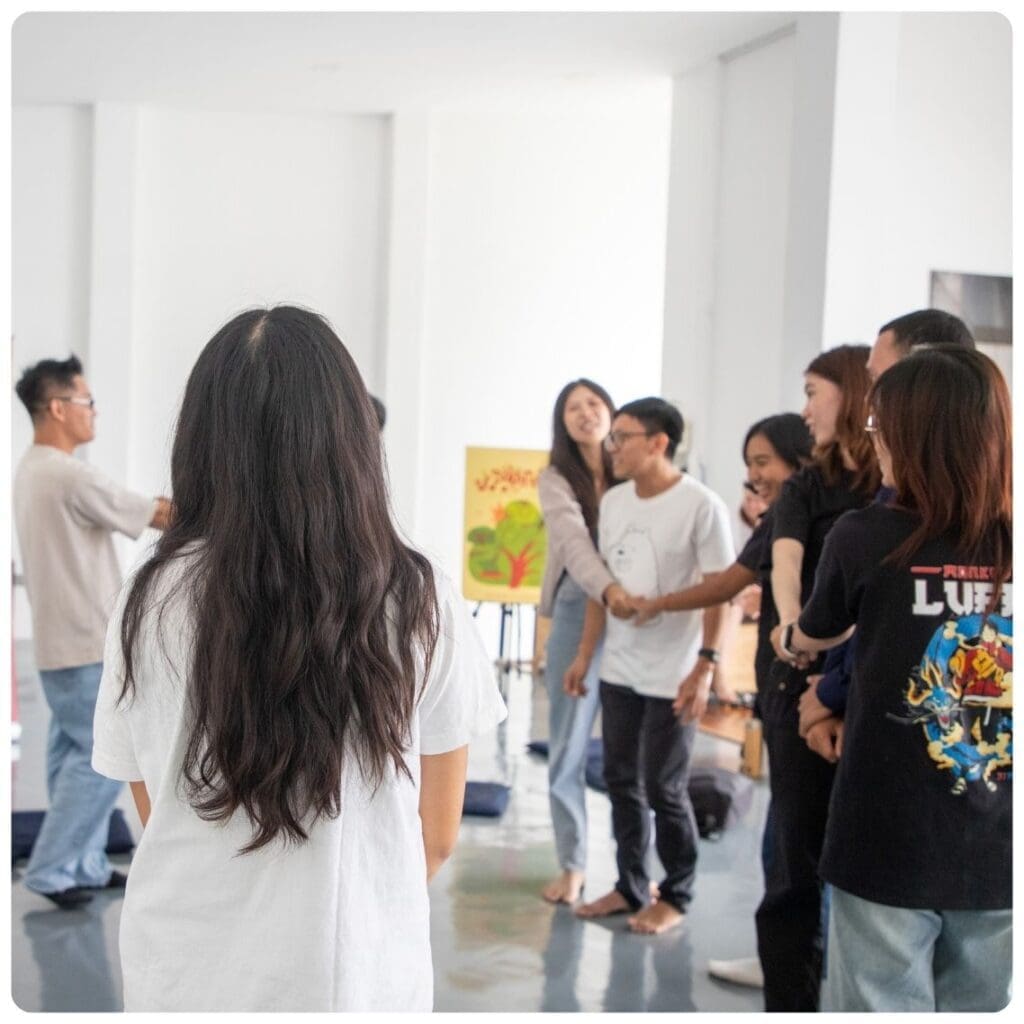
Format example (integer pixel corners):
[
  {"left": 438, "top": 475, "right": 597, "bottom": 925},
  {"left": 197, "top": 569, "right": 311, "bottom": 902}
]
[{"left": 462, "top": 447, "right": 548, "bottom": 605}]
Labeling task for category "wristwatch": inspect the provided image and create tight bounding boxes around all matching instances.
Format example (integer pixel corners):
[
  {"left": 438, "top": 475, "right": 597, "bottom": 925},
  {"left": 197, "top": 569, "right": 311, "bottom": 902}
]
[{"left": 697, "top": 647, "right": 720, "bottom": 665}]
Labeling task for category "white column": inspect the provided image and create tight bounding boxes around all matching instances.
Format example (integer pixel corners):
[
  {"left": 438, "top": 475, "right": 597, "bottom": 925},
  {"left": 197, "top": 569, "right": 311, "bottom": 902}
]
[
  {"left": 660, "top": 61, "right": 723, "bottom": 483},
  {"left": 381, "top": 110, "right": 431, "bottom": 541},
  {"left": 87, "top": 103, "right": 140, "bottom": 489},
  {"left": 820, "top": 13, "right": 902, "bottom": 346},
  {"left": 778, "top": 13, "right": 841, "bottom": 389}
]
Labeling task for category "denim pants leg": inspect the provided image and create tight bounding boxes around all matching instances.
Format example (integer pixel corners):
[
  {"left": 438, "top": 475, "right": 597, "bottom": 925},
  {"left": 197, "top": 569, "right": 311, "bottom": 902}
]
[
  {"left": 826, "top": 886, "right": 1012, "bottom": 1012},
  {"left": 545, "top": 575, "right": 602, "bottom": 872},
  {"left": 24, "top": 663, "right": 123, "bottom": 894}
]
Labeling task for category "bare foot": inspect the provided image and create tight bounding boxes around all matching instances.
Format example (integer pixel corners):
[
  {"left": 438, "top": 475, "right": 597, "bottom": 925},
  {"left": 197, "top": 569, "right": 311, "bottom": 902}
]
[
  {"left": 628, "top": 900, "right": 684, "bottom": 934},
  {"left": 649, "top": 881, "right": 660, "bottom": 902},
  {"left": 575, "top": 889, "right": 631, "bottom": 919},
  {"left": 542, "top": 869, "right": 585, "bottom": 904}
]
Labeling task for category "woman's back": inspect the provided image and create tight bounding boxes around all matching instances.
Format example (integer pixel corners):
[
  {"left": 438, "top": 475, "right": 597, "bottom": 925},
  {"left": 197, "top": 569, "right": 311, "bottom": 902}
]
[
  {"left": 95, "top": 550, "right": 501, "bottom": 1011},
  {"left": 91, "top": 307, "right": 506, "bottom": 1010}
]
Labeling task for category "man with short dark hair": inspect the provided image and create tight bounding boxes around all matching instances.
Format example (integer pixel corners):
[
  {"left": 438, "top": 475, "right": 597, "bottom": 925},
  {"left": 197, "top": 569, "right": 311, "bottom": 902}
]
[
  {"left": 13, "top": 355, "right": 171, "bottom": 909},
  {"left": 565, "top": 397, "right": 733, "bottom": 934},
  {"left": 866, "top": 308, "right": 974, "bottom": 382}
]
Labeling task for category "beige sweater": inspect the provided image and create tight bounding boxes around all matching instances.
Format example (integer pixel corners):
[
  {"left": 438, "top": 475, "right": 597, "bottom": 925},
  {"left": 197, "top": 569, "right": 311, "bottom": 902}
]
[{"left": 537, "top": 465, "right": 615, "bottom": 617}]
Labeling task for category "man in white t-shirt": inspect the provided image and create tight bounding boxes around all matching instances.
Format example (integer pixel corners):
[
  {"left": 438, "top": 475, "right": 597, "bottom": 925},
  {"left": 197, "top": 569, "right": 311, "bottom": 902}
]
[
  {"left": 13, "top": 355, "right": 171, "bottom": 909},
  {"left": 565, "top": 397, "right": 733, "bottom": 934}
]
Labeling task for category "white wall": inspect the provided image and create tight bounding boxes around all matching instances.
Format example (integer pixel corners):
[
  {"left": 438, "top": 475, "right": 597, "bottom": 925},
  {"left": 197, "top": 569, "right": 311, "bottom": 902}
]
[
  {"left": 822, "top": 12, "right": 1012, "bottom": 345},
  {"left": 663, "top": 27, "right": 799, "bottom": 526},
  {"left": 11, "top": 106, "right": 93, "bottom": 461},
  {"left": 415, "top": 85, "right": 672, "bottom": 595},
  {"left": 11, "top": 106, "right": 94, "bottom": 634},
  {"left": 11, "top": 105, "right": 390, "bottom": 637},
  {"left": 130, "top": 108, "right": 389, "bottom": 498},
  {"left": 664, "top": 11, "right": 1011, "bottom": 528}
]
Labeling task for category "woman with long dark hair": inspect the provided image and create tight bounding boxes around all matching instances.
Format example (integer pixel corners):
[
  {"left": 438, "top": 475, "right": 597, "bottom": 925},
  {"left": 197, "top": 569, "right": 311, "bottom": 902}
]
[
  {"left": 92, "top": 307, "right": 506, "bottom": 1011},
  {"left": 757, "top": 344, "right": 880, "bottom": 1012},
  {"left": 537, "top": 378, "right": 631, "bottom": 904},
  {"left": 779, "top": 346, "right": 1011, "bottom": 1010}
]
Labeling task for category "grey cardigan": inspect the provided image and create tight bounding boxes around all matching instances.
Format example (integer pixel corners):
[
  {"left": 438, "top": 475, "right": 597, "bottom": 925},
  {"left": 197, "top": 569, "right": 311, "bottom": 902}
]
[{"left": 537, "top": 465, "right": 615, "bottom": 617}]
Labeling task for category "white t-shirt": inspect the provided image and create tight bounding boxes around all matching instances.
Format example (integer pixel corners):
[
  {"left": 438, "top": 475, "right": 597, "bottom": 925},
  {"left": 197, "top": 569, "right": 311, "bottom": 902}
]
[
  {"left": 598, "top": 475, "right": 734, "bottom": 699},
  {"left": 92, "top": 555, "right": 506, "bottom": 1012}
]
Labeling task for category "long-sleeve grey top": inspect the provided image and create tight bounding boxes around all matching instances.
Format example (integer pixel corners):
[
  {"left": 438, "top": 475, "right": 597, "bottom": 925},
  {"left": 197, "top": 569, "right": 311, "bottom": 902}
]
[{"left": 537, "top": 465, "right": 615, "bottom": 617}]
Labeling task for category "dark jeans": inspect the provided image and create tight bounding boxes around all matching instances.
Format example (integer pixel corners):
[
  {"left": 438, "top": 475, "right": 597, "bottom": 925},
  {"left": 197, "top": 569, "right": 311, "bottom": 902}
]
[
  {"left": 599, "top": 680, "right": 699, "bottom": 913},
  {"left": 755, "top": 662, "right": 836, "bottom": 1012}
]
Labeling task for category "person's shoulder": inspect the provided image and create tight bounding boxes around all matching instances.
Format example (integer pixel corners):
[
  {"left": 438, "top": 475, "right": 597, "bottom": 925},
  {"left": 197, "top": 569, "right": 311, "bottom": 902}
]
[
  {"left": 538, "top": 464, "right": 571, "bottom": 501},
  {"left": 16, "top": 445, "right": 85, "bottom": 494},
  {"left": 827, "top": 503, "right": 911, "bottom": 551},
  {"left": 601, "top": 480, "right": 632, "bottom": 508},
  {"left": 678, "top": 473, "right": 727, "bottom": 510},
  {"left": 426, "top": 560, "right": 465, "bottom": 614},
  {"left": 783, "top": 464, "right": 820, "bottom": 494},
  {"left": 537, "top": 464, "right": 561, "bottom": 487}
]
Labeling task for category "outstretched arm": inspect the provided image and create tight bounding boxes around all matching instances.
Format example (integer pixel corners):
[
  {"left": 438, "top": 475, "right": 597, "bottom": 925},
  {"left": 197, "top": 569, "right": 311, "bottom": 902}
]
[{"left": 631, "top": 562, "right": 756, "bottom": 623}]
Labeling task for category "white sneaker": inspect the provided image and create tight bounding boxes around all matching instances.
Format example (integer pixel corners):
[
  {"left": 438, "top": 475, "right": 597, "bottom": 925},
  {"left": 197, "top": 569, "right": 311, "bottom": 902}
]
[{"left": 707, "top": 956, "right": 764, "bottom": 989}]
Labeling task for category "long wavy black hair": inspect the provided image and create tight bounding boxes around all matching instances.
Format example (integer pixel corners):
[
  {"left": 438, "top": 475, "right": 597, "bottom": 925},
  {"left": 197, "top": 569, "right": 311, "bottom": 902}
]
[
  {"left": 549, "top": 378, "right": 615, "bottom": 540},
  {"left": 120, "top": 306, "right": 439, "bottom": 854}
]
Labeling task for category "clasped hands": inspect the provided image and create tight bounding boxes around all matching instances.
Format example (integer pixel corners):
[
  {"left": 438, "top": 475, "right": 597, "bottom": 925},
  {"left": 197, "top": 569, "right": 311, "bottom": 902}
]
[{"left": 602, "top": 583, "right": 662, "bottom": 625}]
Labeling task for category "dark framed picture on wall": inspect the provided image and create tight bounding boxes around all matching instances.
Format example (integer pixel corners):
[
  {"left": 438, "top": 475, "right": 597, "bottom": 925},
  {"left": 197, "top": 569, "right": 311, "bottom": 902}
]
[{"left": 930, "top": 270, "right": 1012, "bottom": 388}]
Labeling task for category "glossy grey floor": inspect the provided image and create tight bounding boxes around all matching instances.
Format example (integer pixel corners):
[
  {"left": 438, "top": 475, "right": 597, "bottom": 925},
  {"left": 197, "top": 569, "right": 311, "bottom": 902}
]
[{"left": 11, "top": 641, "right": 769, "bottom": 1012}]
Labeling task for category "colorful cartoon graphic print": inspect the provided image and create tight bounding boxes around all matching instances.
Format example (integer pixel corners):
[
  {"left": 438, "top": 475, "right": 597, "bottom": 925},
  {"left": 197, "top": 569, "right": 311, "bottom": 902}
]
[{"left": 891, "top": 613, "right": 1012, "bottom": 795}]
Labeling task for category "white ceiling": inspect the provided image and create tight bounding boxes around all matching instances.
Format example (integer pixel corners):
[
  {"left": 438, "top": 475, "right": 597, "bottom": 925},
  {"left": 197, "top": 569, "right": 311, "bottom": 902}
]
[{"left": 13, "top": 12, "right": 796, "bottom": 113}]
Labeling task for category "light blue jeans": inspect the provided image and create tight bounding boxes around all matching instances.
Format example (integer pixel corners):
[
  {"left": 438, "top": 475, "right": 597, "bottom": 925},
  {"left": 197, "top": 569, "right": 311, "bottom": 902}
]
[
  {"left": 825, "top": 885, "right": 1012, "bottom": 1011},
  {"left": 24, "top": 662, "right": 123, "bottom": 895},
  {"left": 545, "top": 574, "right": 602, "bottom": 872}
]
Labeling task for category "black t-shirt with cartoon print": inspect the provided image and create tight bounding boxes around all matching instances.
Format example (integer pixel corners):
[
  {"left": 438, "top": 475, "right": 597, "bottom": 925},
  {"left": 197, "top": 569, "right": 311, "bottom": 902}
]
[{"left": 799, "top": 503, "right": 1012, "bottom": 911}]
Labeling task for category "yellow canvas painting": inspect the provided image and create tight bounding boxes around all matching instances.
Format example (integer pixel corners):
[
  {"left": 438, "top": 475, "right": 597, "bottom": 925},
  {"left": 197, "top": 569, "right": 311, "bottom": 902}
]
[{"left": 462, "top": 447, "right": 549, "bottom": 605}]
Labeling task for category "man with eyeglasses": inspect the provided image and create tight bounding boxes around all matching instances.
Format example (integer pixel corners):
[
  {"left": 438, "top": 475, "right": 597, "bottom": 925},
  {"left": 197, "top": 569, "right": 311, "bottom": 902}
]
[
  {"left": 565, "top": 397, "right": 733, "bottom": 934},
  {"left": 13, "top": 354, "right": 171, "bottom": 909}
]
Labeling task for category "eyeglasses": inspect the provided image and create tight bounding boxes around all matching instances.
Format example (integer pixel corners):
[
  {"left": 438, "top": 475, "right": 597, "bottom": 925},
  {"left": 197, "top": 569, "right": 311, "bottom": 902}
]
[
  {"left": 603, "top": 429, "right": 652, "bottom": 451},
  {"left": 864, "top": 413, "right": 879, "bottom": 434},
  {"left": 55, "top": 396, "right": 96, "bottom": 410}
]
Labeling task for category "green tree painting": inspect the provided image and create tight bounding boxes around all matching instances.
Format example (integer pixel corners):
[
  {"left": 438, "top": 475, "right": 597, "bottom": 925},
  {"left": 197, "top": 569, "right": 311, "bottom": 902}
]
[{"left": 466, "top": 500, "right": 547, "bottom": 590}]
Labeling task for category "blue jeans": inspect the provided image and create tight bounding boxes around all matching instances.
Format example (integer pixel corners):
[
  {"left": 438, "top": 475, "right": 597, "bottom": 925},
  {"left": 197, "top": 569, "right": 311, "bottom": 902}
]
[
  {"left": 545, "top": 574, "right": 602, "bottom": 872},
  {"left": 825, "top": 885, "right": 1012, "bottom": 1011},
  {"left": 24, "top": 662, "right": 123, "bottom": 894}
]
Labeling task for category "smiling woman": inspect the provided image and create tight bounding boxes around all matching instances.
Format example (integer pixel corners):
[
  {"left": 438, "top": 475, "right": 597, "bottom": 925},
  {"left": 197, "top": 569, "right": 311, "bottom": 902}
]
[{"left": 537, "top": 378, "right": 618, "bottom": 905}]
